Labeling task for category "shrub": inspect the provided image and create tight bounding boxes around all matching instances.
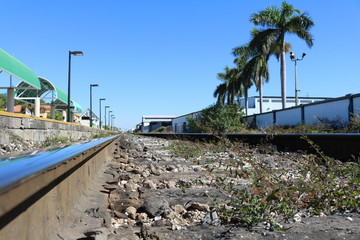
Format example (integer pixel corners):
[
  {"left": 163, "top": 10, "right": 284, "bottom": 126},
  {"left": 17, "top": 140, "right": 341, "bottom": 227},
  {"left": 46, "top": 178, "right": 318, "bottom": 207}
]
[{"left": 187, "top": 104, "right": 245, "bottom": 133}]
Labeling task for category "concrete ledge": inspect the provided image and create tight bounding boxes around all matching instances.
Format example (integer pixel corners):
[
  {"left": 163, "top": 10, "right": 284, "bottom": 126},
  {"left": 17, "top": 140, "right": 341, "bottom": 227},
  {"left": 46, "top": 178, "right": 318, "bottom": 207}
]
[{"left": 0, "top": 111, "right": 107, "bottom": 145}]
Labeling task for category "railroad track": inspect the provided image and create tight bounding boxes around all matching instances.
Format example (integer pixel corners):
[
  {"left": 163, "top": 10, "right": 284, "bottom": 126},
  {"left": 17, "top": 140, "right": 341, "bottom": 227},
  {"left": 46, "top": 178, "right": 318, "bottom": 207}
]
[
  {"left": 138, "top": 133, "right": 360, "bottom": 161},
  {"left": 0, "top": 133, "right": 359, "bottom": 239},
  {"left": 0, "top": 134, "right": 120, "bottom": 240}
]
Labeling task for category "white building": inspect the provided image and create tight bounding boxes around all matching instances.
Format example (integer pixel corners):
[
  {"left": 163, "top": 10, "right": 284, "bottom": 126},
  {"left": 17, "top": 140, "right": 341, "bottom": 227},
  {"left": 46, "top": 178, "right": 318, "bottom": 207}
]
[
  {"left": 171, "top": 96, "right": 333, "bottom": 133},
  {"left": 241, "top": 96, "right": 331, "bottom": 115},
  {"left": 140, "top": 115, "right": 177, "bottom": 132},
  {"left": 79, "top": 108, "right": 100, "bottom": 128}
]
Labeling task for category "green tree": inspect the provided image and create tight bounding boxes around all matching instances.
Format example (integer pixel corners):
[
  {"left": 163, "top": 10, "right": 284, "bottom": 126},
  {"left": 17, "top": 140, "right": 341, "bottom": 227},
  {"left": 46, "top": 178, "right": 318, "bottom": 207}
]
[
  {"left": 250, "top": 1, "right": 314, "bottom": 109},
  {"left": 0, "top": 94, "right": 6, "bottom": 109},
  {"left": 214, "top": 66, "right": 243, "bottom": 105},
  {"left": 187, "top": 104, "right": 245, "bottom": 133},
  {"left": 233, "top": 31, "right": 270, "bottom": 113}
]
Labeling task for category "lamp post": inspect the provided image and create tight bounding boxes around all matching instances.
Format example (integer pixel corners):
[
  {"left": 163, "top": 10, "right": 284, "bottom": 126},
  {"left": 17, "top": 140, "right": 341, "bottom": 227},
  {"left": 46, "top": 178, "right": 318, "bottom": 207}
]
[
  {"left": 105, "top": 106, "right": 110, "bottom": 130},
  {"left": 290, "top": 52, "right": 306, "bottom": 106},
  {"left": 110, "top": 114, "right": 114, "bottom": 131},
  {"left": 89, "top": 84, "right": 99, "bottom": 127},
  {"left": 67, "top": 50, "right": 83, "bottom": 122},
  {"left": 108, "top": 111, "right": 112, "bottom": 130},
  {"left": 112, "top": 115, "right": 115, "bottom": 131},
  {"left": 99, "top": 98, "right": 106, "bottom": 129}
]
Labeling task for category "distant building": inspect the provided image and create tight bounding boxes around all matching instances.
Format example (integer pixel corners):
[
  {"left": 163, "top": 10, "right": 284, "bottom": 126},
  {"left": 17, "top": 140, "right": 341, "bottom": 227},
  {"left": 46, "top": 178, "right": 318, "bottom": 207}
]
[
  {"left": 140, "top": 115, "right": 177, "bottom": 132},
  {"left": 240, "top": 96, "right": 331, "bottom": 115},
  {"left": 79, "top": 109, "right": 99, "bottom": 127},
  {"left": 170, "top": 96, "right": 333, "bottom": 133}
]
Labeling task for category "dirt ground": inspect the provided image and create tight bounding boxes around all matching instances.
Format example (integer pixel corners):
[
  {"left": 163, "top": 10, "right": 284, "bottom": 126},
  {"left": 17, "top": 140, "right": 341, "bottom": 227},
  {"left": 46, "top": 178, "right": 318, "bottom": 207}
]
[{"left": 61, "top": 134, "right": 360, "bottom": 240}]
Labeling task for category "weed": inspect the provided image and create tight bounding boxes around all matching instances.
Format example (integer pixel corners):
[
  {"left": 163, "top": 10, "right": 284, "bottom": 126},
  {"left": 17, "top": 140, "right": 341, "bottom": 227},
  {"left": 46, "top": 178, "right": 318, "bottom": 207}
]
[
  {"left": 41, "top": 135, "right": 70, "bottom": 147},
  {"left": 169, "top": 137, "right": 360, "bottom": 230}
]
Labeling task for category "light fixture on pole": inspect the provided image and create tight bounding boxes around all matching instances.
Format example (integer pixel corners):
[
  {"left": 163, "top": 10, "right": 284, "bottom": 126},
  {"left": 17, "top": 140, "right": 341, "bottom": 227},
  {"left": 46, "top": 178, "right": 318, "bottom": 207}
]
[
  {"left": 99, "top": 98, "right": 106, "bottom": 129},
  {"left": 67, "top": 50, "right": 83, "bottom": 122},
  {"left": 290, "top": 52, "right": 306, "bottom": 106},
  {"left": 89, "top": 84, "right": 99, "bottom": 127},
  {"left": 108, "top": 111, "right": 112, "bottom": 130},
  {"left": 105, "top": 106, "right": 110, "bottom": 130}
]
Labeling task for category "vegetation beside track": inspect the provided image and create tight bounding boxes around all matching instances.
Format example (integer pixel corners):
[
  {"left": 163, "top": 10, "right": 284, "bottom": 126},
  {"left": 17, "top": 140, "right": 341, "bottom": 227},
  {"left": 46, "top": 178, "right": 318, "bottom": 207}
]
[{"left": 167, "top": 138, "right": 360, "bottom": 229}]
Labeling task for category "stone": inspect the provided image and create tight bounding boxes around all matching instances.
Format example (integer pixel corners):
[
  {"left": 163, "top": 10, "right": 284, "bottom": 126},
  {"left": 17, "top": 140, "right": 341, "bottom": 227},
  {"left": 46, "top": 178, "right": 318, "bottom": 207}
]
[
  {"left": 114, "top": 211, "right": 128, "bottom": 219},
  {"left": 201, "top": 210, "right": 221, "bottom": 226},
  {"left": 136, "top": 212, "right": 149, "bottom": 222},
  {"left": 167, "top": 180, "right": 177, "bottom": 189},
  {"left": 154, "top": 219, "right": 164, "bottom": 227},
  {"left": 171, "top": 205, "right": 187, "bottom": 215},
  {"left": 163, "top": 210, "right": 177, "bottom": 220},
  {"left": 125, "top": 182, "right": 138, "bottom": 191},
  {"left": 150, "top": 164, "right": 162, "bottom": 176},
  {"left": 143, "top": 179, "right": 156, "bottom": 189},
  {"left": 143, "top": 197, "right": 169, "bottom": 217},
  {"left": 185, "top": 202, "right": 210, "bottom": 212},
  {"left": 84, "top": 227, "right": 109, "bottom": 240},
  {"left": 125, "top": 206, "right": 137, "bottom": 219}
]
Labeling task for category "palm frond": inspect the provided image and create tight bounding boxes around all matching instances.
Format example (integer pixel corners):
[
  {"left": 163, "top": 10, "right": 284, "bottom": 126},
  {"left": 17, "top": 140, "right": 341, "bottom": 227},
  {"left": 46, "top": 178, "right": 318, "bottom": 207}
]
[{"left": 249, "top": 28, "right": 280, "bottom": 54}]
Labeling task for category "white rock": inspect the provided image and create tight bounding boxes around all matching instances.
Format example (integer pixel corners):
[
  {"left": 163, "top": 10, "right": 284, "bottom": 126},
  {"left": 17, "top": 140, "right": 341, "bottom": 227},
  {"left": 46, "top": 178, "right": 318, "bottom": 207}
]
[{"left": 125, "top": 206, "right": 137, "bottom": 219}]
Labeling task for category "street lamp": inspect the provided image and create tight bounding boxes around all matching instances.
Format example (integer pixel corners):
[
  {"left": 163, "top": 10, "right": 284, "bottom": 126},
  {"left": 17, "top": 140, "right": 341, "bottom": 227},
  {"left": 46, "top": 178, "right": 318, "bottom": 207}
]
[
  {"left": 99, "top": 98, "right": 106, "bottom": 129},
  {"left": 111, "top": 114, "right": 115, "bottom": 131},
  {"left": 89, "top": 84, "right": 99, "bottom": 127},
  {"left": 290, "top": 52, "right": 306, "bottom": 106},
  {"left": 67, "top": 50, "right": 83, "bottom": 122},
  {"left": 105, "top": 106, "right": 110, "bottom": 129},
  {"left": 108, "top": 111, "right": 112, "bottom": 130}
]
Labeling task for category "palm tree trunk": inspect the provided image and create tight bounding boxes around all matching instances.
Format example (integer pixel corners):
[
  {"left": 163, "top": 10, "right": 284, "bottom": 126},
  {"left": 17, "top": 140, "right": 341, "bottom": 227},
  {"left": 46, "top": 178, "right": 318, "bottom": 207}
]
[
  {"left": 259, "top": 76, "right": 263, "bottom": 113},
  {"left": 280, "top": 50, "right": 286, "bottom": 109},
  {"left": 245, "top": 89, "right": 248, "bottom": 116}
]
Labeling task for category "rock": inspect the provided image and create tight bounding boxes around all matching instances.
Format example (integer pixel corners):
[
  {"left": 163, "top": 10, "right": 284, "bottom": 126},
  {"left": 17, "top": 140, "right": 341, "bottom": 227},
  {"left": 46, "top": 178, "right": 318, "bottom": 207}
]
[
  {"left": 171, "top": 205, "right": 187, "bottom": 215},
  {"left": 103, "top": 184, "right": 118, "bottom": 191},
  {"left": 185, "top": 202, "right": 210, "bottom": 212},
  {"left": 293, "top": 213, "right": 302, "bottom": 222},
  {"left": 150, "top": 165, "right": 162, "bottom": 176},
  {"left": 202, "top": 210, "right": 221, "bottom": 226},
  {"left": 125, "top": 206, "right": 137, "bottom": 219},
  {"left": 114, "top": 211, "right": 128, "bottom": 219},
  {"left": 143, "top": 197, "right": 169, "bottom": 217},
  {"left": 163, "top": 210, "right": 177, "bottom": 220},
  {"left": 143, "top": 179, "right": 156, "bottom": 189},
  {"left": 136, "top": 212, "right": 149, "bottom": 222},
  {"left": 167, "top": 180, "right": 177, "bottom": 189},
  {"left": 125, "top": 182, "right": 138, "bottom": 191},
  {"left": 166, "top": 165, "right": 176, "bottom": 171},
  {"left": 154, "top": 219, "right": 164, "bottom": 227},
  {"left": 84, "top": 227, "right": 109, "bottom": 240}
]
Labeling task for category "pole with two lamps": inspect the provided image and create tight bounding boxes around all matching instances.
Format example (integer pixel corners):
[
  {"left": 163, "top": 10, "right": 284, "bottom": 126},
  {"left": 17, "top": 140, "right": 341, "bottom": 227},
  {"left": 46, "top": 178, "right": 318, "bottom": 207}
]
[
  {"left": 67, "top": 51, "right": 83, "bottom": 122},
  {"left": 289, "top": 52, "right": 306, "bottom": 106}
]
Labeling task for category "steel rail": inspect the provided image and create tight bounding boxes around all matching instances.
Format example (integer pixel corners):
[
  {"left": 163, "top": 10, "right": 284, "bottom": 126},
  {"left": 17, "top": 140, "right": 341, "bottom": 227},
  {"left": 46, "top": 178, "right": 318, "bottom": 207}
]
[
  {"left": 138, "top": 133, "right": 360, "bottom": 161},
  {"left": 0, "top": 134, "right": 120, "bottom": 239}
]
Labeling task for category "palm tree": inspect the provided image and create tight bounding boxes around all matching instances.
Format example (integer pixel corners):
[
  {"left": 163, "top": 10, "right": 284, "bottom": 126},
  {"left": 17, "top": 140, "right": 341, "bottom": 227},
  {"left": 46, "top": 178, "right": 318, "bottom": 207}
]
[
  {"left": 214, "top": 66, "right": 242, "bottom": 105},
  {"left": 233, "top": 39, "right": 270, "bottom": 113},
  {"left": 250, "top": 1, "right": 314, "bottom": 108}
]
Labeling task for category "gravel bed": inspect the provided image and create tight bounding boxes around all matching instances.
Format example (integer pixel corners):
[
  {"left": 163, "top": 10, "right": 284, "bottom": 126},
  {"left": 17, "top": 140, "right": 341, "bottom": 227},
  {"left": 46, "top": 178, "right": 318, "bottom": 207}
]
[{"left": 62, "top": 134, "right": 360, "bottom": 240}]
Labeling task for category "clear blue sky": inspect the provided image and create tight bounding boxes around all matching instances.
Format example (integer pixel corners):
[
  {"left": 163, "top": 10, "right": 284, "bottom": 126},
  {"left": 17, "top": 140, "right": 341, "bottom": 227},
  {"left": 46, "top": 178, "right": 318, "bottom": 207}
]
[{"left": 0, "top": 0, "right": 359, "bottom": 130}]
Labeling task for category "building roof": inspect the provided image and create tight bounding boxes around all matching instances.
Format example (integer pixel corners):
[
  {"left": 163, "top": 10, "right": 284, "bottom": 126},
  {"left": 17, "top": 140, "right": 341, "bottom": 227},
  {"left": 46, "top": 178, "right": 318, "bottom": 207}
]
[
  {"left": 14, "top": 76, "right": 83, "bottom": 113},
  {"left": 0, "top": 48, "right": 40, "bottom": 89}
]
